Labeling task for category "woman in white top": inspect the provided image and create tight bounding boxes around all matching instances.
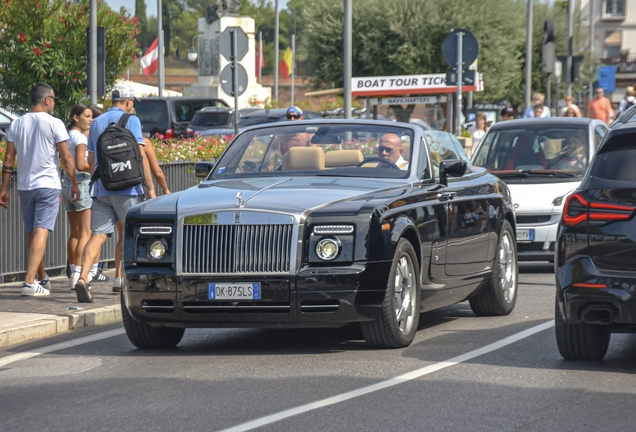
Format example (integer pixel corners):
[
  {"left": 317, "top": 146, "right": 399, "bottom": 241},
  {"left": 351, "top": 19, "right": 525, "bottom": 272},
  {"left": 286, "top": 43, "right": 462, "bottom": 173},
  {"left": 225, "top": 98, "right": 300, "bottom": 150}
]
[
  {"left": 469, "top": 112, "right": 488, "bottom": 150},
  {"left": 63, "top": 104, "right": 93, "bottom": 289}
]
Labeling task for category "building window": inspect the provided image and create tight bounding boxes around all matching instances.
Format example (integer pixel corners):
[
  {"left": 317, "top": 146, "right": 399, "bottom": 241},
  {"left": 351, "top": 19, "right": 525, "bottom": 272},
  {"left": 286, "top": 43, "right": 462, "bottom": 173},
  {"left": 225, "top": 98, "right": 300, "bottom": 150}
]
[
  {"left": 604, "top": 0, "right": 626, "bottom": 18},
  {"left": 604, "top": 30, "right": 622, "bottom": 58}
]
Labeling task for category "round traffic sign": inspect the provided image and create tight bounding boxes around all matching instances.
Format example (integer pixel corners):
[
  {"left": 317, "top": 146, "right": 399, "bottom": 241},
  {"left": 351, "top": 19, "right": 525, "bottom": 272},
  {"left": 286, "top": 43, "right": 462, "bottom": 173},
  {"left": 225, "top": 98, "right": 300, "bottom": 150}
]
[
  {"left": 220, "top": 63, "right": 248, "bottom": 97},
  {"left": 442, "top": 29, "right": 480, "bottom": 69}
]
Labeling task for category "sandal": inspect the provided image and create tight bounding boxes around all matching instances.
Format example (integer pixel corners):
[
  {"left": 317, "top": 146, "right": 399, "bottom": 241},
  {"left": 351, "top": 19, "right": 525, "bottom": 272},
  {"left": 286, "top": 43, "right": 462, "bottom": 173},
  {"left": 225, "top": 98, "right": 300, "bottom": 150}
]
[{"left": 75, "top": 278, "right": 94, "bottom": 303}]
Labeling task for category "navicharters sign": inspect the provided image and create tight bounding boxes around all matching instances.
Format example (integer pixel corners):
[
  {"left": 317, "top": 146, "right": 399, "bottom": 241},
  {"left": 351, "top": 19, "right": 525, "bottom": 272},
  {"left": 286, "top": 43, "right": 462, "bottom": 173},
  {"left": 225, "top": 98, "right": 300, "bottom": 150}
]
[{"left": 352, "top": 73, "right": 483, "bottom": 97}]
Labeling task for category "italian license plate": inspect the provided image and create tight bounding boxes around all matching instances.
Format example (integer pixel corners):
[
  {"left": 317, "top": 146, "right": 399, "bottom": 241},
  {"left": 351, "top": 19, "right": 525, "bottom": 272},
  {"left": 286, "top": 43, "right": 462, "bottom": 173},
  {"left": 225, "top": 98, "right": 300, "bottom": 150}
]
[
  {"left": 516, "top": 229, "right": 535, "bottom": 242},
  {"left": 208, "top": 282, "right": 261, "bottom": 300}
]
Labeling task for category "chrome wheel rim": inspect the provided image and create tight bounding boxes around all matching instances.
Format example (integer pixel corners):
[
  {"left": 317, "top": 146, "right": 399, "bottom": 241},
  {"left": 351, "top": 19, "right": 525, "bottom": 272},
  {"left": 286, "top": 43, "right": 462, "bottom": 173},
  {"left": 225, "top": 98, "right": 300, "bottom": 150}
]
[
  {"left": 393, "top": 253, "right": 416, "bottom": 335},
  {"left": 498, "top": 231, "right": 516, "bottom": 303}
]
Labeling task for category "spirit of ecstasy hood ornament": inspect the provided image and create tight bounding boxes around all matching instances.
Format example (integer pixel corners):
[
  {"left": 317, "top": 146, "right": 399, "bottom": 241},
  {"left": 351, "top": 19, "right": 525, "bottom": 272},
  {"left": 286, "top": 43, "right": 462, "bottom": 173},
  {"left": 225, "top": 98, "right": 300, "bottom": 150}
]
[{"left": 236, "top": 192, "right": 245, "bottom": 208}]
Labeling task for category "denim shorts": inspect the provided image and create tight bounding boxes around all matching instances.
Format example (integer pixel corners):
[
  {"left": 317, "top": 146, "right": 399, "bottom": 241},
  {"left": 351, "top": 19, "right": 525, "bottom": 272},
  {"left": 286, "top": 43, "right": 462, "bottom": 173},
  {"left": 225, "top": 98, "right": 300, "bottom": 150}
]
[
  {"left": 90, "top": 194, "right": 143, "bottom": 235},
  {"left": 62, "top": 172, "right": 92, "bottom": 212},
  {"left": 18, "top": 188, "right": 60, "bottom": 232}
]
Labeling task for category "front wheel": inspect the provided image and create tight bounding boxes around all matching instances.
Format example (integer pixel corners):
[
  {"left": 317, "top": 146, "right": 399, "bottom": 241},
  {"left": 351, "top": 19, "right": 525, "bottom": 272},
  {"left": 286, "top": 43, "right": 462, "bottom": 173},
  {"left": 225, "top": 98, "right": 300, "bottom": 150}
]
[
  {"left": 121, "top": 291, "right": 185, "bottom": 349},
  {"left": 362, "top": 239, "right": 421, "bottom": 348},
  {"left": 469, "top": 220, "right": 518, "bottom": 316}
]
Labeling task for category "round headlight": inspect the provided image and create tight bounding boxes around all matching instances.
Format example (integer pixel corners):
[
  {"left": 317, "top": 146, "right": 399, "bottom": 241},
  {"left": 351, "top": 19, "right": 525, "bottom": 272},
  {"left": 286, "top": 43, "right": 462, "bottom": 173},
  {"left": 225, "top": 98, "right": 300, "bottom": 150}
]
[
  {"left": 148, "top": 240, "right": 166, "bottom": 261},
  {"left": 316, "top": 238, "right": 340, "bottom": 261}
]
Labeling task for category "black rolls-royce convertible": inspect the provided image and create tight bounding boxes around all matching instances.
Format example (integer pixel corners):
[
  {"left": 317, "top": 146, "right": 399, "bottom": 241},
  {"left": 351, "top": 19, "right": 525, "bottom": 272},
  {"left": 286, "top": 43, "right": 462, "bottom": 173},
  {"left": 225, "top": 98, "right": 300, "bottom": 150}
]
[{"left": 122, "top": 120, "right": 518, "bottom": 349}]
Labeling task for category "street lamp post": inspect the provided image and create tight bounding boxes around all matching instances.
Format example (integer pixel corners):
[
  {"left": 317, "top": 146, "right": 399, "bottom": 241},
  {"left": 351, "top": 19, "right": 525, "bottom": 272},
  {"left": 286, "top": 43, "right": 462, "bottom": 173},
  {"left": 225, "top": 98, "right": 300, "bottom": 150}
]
[{"left": 187, "top": 35, "right": 198, "bottom": 62}]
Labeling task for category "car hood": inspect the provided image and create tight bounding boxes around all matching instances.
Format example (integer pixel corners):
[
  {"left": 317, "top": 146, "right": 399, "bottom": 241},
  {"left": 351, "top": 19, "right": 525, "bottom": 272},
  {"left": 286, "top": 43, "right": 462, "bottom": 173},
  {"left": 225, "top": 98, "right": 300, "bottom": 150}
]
[
  {"left": 175, "top": 176, "right": 407, "bottom": 216},
  {"left": 507, "top": 181, "right": 579, "bottom": 214}
]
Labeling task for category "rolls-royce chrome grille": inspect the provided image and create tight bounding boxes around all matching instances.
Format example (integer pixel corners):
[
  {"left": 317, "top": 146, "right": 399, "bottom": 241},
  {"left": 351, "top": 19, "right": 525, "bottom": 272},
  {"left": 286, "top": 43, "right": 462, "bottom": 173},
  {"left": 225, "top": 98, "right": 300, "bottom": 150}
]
[{"left": 181, "top": 224, "right": 293, "bottom": 274}]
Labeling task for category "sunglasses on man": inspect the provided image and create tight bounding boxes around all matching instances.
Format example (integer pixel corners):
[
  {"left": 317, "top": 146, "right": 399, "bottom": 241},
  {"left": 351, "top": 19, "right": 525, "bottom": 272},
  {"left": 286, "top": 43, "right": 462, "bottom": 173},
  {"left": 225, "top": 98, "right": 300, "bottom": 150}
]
[{"left": 287, "top": 114, "right": 301, "bottom": 120}]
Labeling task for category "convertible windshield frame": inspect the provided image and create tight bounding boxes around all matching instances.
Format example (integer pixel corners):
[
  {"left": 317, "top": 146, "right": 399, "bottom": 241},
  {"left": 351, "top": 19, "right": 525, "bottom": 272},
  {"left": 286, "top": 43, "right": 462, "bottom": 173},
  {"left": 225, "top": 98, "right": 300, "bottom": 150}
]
[{"left": 210, "top": 122, "right": 417, "bottom": 180}]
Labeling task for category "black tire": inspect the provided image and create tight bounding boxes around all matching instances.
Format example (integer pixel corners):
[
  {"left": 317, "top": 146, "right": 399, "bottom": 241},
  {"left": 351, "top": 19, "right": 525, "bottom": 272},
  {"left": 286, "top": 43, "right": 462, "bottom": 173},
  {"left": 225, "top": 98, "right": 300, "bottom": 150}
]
[
  {"left": 469, "top": 220, "right": 518, "bottom": 316},
  {"left": 555, "top": 295, "right": 610, "bottom": 361},
  {"left": 121, "top": 292, "right": 185, "bottom": 349},
  {"left": 362, "top": 239, "right": 421, "bottom": 348}
]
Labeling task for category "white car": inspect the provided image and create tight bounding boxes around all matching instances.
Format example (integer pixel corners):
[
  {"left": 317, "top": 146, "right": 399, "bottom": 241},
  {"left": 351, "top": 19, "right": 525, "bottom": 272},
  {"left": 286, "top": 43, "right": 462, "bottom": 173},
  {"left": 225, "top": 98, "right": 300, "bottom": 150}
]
[{"left": 472, "top": 117, "right": 609, "bottom": 262}]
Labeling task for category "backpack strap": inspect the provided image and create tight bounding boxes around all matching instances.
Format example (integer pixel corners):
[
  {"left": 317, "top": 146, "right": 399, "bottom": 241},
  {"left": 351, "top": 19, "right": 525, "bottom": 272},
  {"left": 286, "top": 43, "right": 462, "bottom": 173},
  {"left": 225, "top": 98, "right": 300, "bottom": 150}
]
[{"left": 117, "top": 113, "right": 133, "bottom": 128}]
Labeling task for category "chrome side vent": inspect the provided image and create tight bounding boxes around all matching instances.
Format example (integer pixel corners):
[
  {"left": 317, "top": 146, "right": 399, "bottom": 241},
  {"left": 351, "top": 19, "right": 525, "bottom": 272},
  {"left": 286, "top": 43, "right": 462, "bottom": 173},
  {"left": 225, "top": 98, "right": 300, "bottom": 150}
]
[
  {"left": 141, "top": 299, "right": 175, "bottom": 313},
  {"left": 300, "top": 300, "right": 340, "bottom": 313}
]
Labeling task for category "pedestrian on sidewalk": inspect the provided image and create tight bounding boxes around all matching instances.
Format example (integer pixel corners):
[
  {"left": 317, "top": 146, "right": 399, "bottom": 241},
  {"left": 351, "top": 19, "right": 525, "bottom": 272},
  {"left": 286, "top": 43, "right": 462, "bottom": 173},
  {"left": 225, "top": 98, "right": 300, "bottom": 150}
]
[
  {"left": 112, "top": 136, "right": 170, "bottom": 292},
  {"left": 586, "top": 87, "right": 614, "bottom": 126},
  {"left": 0, "top": 83, "right": 80, "bottom": 296},
  {"left": 64, "top": 104, "right": 94, "bottom": 290},
  {"left": 523, "top": 93, "right": 551, "bottom": 118},
  {"left": 74, "top": 83, "right": 155, "bottom": 302}
]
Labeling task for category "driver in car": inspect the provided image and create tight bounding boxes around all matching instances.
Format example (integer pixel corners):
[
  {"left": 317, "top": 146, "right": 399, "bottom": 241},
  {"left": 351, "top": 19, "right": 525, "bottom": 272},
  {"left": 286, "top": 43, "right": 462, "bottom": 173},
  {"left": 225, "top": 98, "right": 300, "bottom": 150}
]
[
  {"left": 378, "top": 133, "right": 409, "bottom": 170},
  {"left": 552, "top": 136, "right": 587, "bottom": 170}
]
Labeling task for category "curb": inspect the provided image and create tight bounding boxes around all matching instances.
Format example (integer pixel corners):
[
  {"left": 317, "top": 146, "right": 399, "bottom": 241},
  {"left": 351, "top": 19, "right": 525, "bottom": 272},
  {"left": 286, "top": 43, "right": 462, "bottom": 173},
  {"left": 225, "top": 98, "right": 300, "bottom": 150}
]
[{"left": 0, "top": 304, "right": 122, "bottom": 349}]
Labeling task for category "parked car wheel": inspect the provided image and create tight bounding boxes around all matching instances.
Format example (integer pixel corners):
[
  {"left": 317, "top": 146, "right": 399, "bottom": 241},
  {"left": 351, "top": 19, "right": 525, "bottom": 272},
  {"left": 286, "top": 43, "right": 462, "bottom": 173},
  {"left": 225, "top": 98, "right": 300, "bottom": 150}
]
[
  {"left": 362, "top": 239, "right": 420, "bottom": 348},
  {"left": 121, "top": 291, "right": 185, "bottom": 349},
  {"left": 555, "top": 296, "right": 610, "bottom": 361},
  {"left": 469, "top": 220, "right": 518, "bottom": 316}
]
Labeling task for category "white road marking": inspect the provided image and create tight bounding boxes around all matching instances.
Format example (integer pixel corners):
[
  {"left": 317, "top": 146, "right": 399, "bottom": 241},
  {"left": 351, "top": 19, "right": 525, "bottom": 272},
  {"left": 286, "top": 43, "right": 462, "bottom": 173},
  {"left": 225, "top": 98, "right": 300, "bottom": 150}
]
[
  {"left": 217, "top": 320, "right": 555, "bottom": 432},
  {"left": 0, "top": 328, "right": 125, "bottom": 368}
]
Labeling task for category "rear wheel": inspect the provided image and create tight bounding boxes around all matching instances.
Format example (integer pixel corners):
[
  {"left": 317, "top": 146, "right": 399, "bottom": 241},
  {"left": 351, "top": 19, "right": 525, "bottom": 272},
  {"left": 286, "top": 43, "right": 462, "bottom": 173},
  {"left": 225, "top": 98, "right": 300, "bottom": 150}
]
[
  {"left": 469, "top": 220, "right": 518, "bottom": 316},
  {"left": 555, "top": 295, "right": 610, "bottom": 361},
  {"left": 362, "top": 239, "right": 420, "bottom": 348},
  {"left": 121, "top": 291, "right": 185, "bottom": 349}
]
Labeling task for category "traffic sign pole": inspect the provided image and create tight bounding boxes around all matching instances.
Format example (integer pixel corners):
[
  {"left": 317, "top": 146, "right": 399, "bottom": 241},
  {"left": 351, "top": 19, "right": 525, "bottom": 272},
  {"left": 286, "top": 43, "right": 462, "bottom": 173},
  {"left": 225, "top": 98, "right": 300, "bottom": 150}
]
[
  {"left": 232, "top": 30, "right": 239, "bottom": 135},
  {"left": 456, "top": 31, "right": 463, "bottom": 135}
]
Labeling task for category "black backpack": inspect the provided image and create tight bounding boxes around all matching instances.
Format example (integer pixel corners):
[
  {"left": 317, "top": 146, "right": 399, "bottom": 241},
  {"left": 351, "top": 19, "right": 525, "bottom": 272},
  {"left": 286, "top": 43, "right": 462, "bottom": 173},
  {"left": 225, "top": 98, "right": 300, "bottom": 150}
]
[{"left": 91, "top": 113, "right": 144, "bottom": 192}]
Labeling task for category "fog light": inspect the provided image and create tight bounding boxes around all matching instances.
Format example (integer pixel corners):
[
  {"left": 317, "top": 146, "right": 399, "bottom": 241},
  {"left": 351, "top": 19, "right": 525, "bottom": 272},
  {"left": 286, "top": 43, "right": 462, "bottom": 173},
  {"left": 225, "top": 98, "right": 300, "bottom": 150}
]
[
  {"left": 316, "top": 238, "right": 339, "bottom": 261},
  {"left": 148, "top": 240, "right": 166, "bottom": 261}
]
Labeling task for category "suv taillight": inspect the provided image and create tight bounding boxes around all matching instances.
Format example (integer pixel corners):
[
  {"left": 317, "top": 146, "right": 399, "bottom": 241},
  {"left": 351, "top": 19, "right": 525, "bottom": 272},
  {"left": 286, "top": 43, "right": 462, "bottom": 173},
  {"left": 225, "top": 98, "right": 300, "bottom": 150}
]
[
  {"left": 165, "top": 128, "right": 174, "bottom": 139},
  {"left": 562, "top": 192, "right": 635, "bottom": 226}
]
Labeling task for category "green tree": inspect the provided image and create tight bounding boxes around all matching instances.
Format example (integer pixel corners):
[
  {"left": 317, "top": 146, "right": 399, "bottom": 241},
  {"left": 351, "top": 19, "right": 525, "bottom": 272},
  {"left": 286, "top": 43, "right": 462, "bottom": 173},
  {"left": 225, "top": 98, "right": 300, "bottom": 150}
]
[
  {"left": 135, "top": 0, "right": 154, "bottom": 51},
  {"left": 0, "top": 0, "right": 138, "bottom": 117}
]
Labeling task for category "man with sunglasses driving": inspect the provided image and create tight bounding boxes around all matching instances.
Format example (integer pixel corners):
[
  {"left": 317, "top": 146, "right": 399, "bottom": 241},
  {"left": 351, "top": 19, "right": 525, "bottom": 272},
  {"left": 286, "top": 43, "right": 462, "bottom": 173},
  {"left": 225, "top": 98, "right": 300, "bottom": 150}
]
[{"left": 378, "top": 133, "right": 408, "bottom": 170}]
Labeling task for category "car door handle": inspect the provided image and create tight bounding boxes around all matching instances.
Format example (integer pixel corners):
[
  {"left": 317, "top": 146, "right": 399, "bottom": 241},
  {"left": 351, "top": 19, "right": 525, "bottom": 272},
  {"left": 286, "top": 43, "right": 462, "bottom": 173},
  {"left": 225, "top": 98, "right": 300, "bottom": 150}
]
[{"left": 437, "top": 191, "right": 456, "bottom": 202}]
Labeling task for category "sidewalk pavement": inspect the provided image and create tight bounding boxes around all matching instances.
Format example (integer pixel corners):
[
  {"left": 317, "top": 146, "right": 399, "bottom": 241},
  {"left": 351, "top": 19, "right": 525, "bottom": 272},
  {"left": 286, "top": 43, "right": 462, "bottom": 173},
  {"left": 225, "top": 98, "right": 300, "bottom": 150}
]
[{"left": 0, "top": 269, "right": 122, "bottom": 349}]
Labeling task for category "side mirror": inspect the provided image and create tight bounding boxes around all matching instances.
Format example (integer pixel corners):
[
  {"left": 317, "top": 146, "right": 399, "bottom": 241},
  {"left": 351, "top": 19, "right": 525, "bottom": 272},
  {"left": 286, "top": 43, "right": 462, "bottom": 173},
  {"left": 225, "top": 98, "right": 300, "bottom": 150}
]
[
  {"left": 439, "top": 159, "right": 467, "bottom": 186},
  {"left": 195, "top": 161, "right": 215, "bottom": 178}
]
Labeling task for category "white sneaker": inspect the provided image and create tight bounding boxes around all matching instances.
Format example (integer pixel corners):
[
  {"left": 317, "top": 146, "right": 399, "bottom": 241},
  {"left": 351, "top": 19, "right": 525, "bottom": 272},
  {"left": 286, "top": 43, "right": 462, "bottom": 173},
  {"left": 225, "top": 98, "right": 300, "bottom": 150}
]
[
  {"left": 87, "top": 273, "right": 94, "bottom": 283},
  {"left": 21, "top": 282, "right": 50, "bottom": 297},
  {"left": 112, "top": 277, "right": 122, "bottom": 293}
]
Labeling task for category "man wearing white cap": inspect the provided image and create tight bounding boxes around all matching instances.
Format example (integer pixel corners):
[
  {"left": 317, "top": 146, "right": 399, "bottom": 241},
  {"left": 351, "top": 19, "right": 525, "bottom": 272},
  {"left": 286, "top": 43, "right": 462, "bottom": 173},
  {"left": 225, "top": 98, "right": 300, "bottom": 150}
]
[
  {"left": 74, "top": 83, "right": 155, "bottom": 302},
  {"left": 615, "top": 86, "right": 636, "bottom": 120}
]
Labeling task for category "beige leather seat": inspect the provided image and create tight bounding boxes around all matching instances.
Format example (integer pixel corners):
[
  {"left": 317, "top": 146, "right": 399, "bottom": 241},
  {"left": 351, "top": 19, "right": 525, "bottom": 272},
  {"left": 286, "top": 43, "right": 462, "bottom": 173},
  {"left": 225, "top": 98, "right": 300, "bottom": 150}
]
[
  {"left": 325, "top": 150, "right": 364, "bottom": 168},
  {"left": 543, "top": 138, "right": 563, "bottom": 160},
  {"left": 282, "top": 146, "right": 325, "bottom": 170},
  {"left": 402, "top": 142, "right": 411, "bottom": 161}
]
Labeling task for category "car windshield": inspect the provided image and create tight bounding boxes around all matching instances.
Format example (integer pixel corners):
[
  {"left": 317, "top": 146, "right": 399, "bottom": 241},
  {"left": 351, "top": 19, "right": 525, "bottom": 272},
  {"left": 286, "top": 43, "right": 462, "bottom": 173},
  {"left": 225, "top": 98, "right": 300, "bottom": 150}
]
[
  {"left": 191, "top": 112, "right": 232, "bottom": 127},
  {"left": 211, "top": 123, "right": 415, "bottom": 180},
  {"left": 473, "top": 125, "right": 589, "bottom": 174},
  {"left": 134, "top": 101, "right": 169, "bottom": 124}
]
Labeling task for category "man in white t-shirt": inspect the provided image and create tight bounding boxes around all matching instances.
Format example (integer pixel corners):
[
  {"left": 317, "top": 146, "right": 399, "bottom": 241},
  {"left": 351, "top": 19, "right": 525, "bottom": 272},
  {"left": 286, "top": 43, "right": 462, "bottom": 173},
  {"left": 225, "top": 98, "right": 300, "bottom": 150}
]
[{"left": 0, "top": 83, "right": 81, "bottom": 297}]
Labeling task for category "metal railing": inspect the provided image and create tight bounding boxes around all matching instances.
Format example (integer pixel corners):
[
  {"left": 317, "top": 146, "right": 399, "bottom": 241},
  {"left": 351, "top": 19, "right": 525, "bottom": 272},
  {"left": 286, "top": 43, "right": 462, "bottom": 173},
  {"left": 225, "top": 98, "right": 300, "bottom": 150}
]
[{"left": 0, "top": 161, "right": 199, "bottom": 282}]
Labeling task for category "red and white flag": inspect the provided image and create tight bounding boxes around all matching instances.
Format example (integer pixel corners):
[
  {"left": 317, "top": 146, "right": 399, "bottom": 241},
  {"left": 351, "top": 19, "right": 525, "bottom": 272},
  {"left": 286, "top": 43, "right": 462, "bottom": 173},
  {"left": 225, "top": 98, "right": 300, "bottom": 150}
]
[
  {"left": 141, "top": 37, "right": 159, "bottom": 77},
  {"left": 255, "top": 36, "right": 264, "bottom": 81}
]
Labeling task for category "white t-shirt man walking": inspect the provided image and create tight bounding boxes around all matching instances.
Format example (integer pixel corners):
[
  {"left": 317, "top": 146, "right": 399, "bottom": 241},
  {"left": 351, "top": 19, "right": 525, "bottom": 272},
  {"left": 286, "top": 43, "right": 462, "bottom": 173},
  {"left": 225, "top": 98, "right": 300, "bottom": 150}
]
[{"left": 0, "top": 83, "right": 80, "bottom": 296}]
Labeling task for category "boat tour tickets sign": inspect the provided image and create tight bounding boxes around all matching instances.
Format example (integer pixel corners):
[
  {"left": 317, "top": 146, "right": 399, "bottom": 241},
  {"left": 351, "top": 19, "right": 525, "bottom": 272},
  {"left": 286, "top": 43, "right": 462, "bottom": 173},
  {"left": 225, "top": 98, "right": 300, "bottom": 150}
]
[{"left": 351, "top": 73, "right": 482, "bottom": 97}]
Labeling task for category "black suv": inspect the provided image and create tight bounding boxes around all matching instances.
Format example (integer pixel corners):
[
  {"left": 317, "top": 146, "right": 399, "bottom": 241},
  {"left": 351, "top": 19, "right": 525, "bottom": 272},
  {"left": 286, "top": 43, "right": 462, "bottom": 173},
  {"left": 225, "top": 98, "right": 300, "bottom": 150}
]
[
  {"left": 555, "top": 119, "right": 636, "bottom": 360},
  {"left": 134, "top": 97, "right": 229, "bottom": 139}
]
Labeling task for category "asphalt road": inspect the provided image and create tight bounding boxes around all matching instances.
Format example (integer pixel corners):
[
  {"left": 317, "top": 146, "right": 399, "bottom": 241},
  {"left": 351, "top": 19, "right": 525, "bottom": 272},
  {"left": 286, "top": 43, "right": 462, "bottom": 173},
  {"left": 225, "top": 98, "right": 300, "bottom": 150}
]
[{"left": 1, "top": 263, "right": 636, "bottom": 432}]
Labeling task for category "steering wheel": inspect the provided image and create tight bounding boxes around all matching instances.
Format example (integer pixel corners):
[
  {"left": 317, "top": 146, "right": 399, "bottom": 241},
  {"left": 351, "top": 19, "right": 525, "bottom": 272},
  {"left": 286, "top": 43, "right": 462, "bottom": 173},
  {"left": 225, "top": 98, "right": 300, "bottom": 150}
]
[
  {"left": 553, "top": 155, "right": 586, "bottom": 170},
  {"left": 356, "top": 157, "right": 400, "bottom": 169}
]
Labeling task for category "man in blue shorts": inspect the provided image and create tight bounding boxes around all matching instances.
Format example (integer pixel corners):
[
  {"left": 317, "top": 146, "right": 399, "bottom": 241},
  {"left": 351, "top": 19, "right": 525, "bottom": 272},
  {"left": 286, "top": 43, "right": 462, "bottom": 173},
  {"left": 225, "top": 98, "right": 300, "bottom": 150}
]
[
  {"left": 74, "top": 83, "right": 155, "bottom": 302},
  {"left": 0, "top": 83, "right": 81, "bottom": 296}
]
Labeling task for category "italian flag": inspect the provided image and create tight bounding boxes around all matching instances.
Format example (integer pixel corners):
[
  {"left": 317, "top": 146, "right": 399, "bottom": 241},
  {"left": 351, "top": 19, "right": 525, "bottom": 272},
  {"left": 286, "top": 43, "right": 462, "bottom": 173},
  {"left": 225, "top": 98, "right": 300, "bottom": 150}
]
[
  {"left": 141, "top": 37, "right": 159, "bottom": 77},
  {"left": 279, "top": 46, "right": 293, "bottom": 79}
]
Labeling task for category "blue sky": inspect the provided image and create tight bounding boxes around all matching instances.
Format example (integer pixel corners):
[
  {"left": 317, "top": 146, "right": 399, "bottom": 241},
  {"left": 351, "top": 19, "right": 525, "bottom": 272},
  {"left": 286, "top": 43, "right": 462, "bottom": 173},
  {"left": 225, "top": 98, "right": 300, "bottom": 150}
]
[{"left": 105, "top": 0, "right": 289, "bottom": 18}]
